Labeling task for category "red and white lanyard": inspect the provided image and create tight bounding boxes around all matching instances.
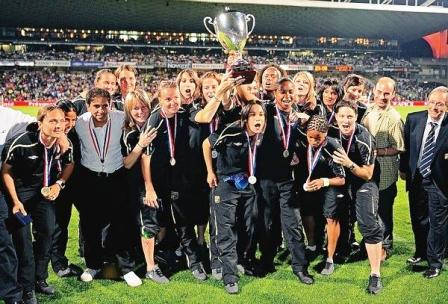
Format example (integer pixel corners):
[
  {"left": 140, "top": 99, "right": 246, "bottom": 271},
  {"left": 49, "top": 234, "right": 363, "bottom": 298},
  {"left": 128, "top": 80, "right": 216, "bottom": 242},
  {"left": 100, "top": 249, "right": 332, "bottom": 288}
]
[
  {"left": 275, "top": 106, "right": 291, "bottom": 156},
  {"left": 245, "top": 131, "right": 259, "bottom": 184},
  {"left": 88, "top": 116, "right": 112, "bottom": 170},
  {"left": 39, "top": 132, "right": 58, "bottom": 187},
  {"left": 306, "top": 143, "right": 324, "bottom": 182},
  {"left": 209, "top": 116, "right": 219, "bottom": 134},
  {"left": 161, "top": 110, "right": 177, "bottom": 165},
  {"left": 340, "top": 126, "right": 356, "bottom": 153},
  {"left": 328, "top": 111, "right": 335, "bottom": 124}
]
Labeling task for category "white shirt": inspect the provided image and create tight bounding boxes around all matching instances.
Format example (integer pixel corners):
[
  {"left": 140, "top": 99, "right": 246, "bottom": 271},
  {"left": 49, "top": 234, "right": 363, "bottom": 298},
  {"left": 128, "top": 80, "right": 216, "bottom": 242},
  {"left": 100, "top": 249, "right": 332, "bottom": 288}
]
[
  {"left": 0, "top": 106, "right": 35, "bottom": 161},
  {"left": 418, "top": 113, "right": 445, "bottom": 162},
  {"left": 75, "top": 111, "right": 124, "bottom": 173}
]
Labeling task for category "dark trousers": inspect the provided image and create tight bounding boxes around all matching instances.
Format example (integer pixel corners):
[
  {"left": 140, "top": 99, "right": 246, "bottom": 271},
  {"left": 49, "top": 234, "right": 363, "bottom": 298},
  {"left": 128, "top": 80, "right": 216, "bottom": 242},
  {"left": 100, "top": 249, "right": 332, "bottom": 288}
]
[
  {"left": 423, "top": 177, "right": 448, "bottom": 269},
  {"left": 409, "top": 174, "right": 429, "bottom": 259},
  {"left": 258, "top": 179, "right": 308, "bottom": 274},
  {"left": 213, "top": 181, "right": 257, "bottom": 285},
  {"left": 12, "top": 193, "right": 56, "bottom": 293},
  {"left": 0, "top": 194, "right": 22, "bottom": 303},
  {"left": 189, "top": 182, "right": 210, "bottom": 226},
  {"left": 164, "top": 191, "right": 202, "bottom": 271},
  {"left": 378, "top": 183, "right": 397, "bottom": 250},
  {"left": 50, "top": 190, "right": 74, "bottom": 272},
  {"left": 78, "top": 166, "right": 134, "bottom": 274},
  {"left": 335, "top": 194, "right": 356, "bottom": 257}
]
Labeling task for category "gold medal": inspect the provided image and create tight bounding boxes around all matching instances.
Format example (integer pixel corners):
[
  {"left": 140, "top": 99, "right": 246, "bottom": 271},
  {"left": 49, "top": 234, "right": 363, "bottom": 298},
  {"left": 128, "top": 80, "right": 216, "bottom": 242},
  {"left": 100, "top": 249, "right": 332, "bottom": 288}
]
[{"left": 41, "top": 187, "right": 51, "bottom": 196}]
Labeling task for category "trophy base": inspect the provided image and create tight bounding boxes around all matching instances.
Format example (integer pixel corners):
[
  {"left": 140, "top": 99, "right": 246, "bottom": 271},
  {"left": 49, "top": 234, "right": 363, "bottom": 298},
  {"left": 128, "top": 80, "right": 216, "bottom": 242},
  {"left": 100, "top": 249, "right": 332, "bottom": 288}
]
[{"left": 232, "top": 69, "right": 256, "bottom": 85}]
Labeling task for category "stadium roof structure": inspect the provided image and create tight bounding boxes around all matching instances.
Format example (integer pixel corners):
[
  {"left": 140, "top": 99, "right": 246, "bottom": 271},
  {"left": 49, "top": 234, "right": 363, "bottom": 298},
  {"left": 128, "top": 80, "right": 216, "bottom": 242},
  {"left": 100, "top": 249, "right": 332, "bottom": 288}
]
[{"left": 1, "top": 0, "right": 448, "bottom": 43}]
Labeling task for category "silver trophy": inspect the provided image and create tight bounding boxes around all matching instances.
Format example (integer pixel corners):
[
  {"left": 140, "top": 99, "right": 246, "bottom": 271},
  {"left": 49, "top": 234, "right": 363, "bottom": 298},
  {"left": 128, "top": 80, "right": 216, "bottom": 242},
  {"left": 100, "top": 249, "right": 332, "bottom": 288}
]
[
  {"left": 204, "top": 8, "right": 256, "bottom": 84},
  {"left": 204, "top": 8, "right": 255, "bottom": 52}
]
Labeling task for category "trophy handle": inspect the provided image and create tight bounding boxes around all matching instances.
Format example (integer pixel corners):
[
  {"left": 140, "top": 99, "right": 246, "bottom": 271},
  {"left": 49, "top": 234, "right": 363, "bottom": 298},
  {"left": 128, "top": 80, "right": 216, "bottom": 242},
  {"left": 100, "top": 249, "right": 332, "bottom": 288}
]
[
  {"left": 246, "top": 14, "right": 256, "bottom": 36},
  {"left": 203, "top": 17, "right": 216, "bottom": 37}
]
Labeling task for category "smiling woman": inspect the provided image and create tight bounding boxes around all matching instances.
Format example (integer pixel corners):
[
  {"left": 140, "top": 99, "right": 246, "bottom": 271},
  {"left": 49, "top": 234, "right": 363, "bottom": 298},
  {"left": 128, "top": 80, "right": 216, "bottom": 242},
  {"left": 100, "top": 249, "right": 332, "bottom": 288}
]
[{"left": 1, "top": 104, "right": 74, "bottom": 302}]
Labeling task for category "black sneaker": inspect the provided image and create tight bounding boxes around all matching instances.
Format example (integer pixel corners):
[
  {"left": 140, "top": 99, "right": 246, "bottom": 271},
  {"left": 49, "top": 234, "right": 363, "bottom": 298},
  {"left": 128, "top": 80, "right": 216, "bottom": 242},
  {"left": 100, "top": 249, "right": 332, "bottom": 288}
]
[
  {"left": 407, "top": 256, "right": 425, "bottom": 265},
  {"left": 296, "top": 270, "right": 314, "bottom": 285},
  {"left": 366, "top": 274, "right": 382, "bottom": 294},
  {"left": 35, "top": 280, "right": 55, "bottom": 295},
  {"left": 423, "top": 267, "right": 441, "bottom": 279},
  {"left": 22, "top": 291, "right": 37, "bottom": 304},
  {"left": 56, "top": 263, "right": 83, "bottom": 278}
]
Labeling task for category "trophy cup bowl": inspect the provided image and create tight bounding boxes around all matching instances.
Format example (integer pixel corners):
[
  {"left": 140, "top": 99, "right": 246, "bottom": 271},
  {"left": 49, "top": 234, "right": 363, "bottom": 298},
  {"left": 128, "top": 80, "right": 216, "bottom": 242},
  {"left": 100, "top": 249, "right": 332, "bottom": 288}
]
[{"left": 204, "top": 9, "right": 256, "bottom": 84}]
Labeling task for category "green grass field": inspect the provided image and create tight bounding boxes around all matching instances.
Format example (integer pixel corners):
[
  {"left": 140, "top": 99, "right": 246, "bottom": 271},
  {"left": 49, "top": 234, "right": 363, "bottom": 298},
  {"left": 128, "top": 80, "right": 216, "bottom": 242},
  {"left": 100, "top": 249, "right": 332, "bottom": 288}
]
[{"left": 12, "top": 105, "right": 448, "bottom": 304}]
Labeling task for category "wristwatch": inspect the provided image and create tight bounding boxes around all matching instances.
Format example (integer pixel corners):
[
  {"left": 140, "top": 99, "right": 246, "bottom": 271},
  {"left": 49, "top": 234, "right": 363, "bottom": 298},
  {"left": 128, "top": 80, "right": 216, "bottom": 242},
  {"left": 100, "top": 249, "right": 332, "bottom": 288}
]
[
  {"left": 56, "top": 179, "right": 66, "bottom": 190},
  {"left": 348, "top": 163, "right": 356, "bottom": 171}
]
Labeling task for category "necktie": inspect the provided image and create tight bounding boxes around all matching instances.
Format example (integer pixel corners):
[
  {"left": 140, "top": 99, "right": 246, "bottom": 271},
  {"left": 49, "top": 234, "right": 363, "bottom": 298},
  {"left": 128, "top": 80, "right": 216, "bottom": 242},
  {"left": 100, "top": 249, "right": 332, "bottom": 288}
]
[{"left": 419, "top": 122, "right": 437, "bottom": 178}]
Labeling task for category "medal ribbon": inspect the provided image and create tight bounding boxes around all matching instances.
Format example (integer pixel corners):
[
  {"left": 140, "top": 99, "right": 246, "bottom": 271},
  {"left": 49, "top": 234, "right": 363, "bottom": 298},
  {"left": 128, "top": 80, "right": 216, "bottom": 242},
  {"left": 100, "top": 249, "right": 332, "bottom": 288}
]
[
  {"left": 306, "top": 142, "right": 324, "bottom": 182},
  {"left": 161, "top": 110, "right": 177, "bottom": 160},
  {"left": 245, "top": 131, "right": 258, "bottom": 178},
  {"left": 328, "top": 111, "right": 335, "bottom": 124},
  {"left": 209, "top": 116, "right": 219, "bottom": 134},
  {"left": 89, "top": 116, "right": 112, "bottom": 166},
  {"left": 275, "top": 106, "right": 291, "bottom": 152},
  {"left": 39, "top": 132, "right": 56, "bottom": 187},
  {"left": 340, "top": 125, "right": 356, "bottom": 153}
]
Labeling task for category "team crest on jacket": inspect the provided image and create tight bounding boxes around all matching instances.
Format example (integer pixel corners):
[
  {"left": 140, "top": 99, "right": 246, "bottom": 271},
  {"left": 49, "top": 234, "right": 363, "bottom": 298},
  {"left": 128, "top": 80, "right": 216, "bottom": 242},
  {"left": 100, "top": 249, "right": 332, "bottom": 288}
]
[
  {"left": 170, "top": 191, "right": 179, "bottom": 201},
  {"left": 214, "top": 195, "right": 220, "bottom": 204}
]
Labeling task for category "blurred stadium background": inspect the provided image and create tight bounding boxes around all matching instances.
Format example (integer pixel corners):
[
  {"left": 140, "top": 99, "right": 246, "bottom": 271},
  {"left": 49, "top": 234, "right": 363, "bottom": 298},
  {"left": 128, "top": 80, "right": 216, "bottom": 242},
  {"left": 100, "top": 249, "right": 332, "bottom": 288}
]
[
  {"left": 1, "top": 0, "right": 448, "bottom": 106},
  {"left": 2, "top": 0, "right": 448, "bottom": 303}
]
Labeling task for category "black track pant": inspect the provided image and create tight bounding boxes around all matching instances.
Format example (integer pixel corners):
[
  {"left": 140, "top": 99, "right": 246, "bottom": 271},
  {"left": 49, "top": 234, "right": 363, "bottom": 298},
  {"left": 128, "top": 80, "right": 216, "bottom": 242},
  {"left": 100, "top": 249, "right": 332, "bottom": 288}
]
[
  {"left": 258, "top": 179, "right": 308, "bottom": 274},
  {"left": 0, "top": 194, "right": 22, "bottom": 303},
  {"left": 12, "top": 193, "right": 56, "bottom": 293},
  {"left": 213, "top": 181, "right": 257, "bottom": 285}
]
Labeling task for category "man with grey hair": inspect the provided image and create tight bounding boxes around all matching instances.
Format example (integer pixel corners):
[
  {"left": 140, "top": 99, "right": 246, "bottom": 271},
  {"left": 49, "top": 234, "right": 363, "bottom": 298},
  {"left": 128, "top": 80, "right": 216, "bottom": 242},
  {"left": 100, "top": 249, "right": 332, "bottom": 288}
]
[{"left": 400, "top": 86, "right": 448, "bottom": 278}]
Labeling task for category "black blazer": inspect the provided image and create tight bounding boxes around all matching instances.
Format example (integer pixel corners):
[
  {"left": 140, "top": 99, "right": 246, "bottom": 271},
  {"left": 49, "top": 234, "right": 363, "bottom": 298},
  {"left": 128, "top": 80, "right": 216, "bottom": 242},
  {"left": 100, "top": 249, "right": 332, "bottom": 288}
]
[{"left": 400, "top": 110, "right": 448, "bottom": 197}]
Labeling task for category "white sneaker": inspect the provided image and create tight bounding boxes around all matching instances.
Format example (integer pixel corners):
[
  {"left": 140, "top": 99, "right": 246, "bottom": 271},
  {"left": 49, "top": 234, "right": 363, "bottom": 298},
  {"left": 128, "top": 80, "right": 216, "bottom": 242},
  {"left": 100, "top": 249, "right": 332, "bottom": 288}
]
[
  {"left": 123, "top": 271, "right": 142, "bottom": 287},
  {"left": 80, "top": 268, "right": 101, "bottom": 282}
]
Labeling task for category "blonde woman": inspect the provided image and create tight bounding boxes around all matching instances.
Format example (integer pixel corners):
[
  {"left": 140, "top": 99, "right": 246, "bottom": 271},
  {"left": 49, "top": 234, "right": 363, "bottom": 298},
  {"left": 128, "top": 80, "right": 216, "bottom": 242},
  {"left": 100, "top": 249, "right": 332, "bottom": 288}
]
[
  {"left": 120, "top": 89, "right": 162, "bottom": 282},
  {"left": 292, "top": 71, "right": 319, "bottom": 115}
]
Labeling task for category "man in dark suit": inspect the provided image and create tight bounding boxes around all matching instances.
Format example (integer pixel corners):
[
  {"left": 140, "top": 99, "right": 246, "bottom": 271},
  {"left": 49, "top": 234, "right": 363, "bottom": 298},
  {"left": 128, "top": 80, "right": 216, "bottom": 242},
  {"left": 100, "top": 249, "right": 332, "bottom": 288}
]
[{"left": 400, "top": 86, "right": 448, "bottom": 278}]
